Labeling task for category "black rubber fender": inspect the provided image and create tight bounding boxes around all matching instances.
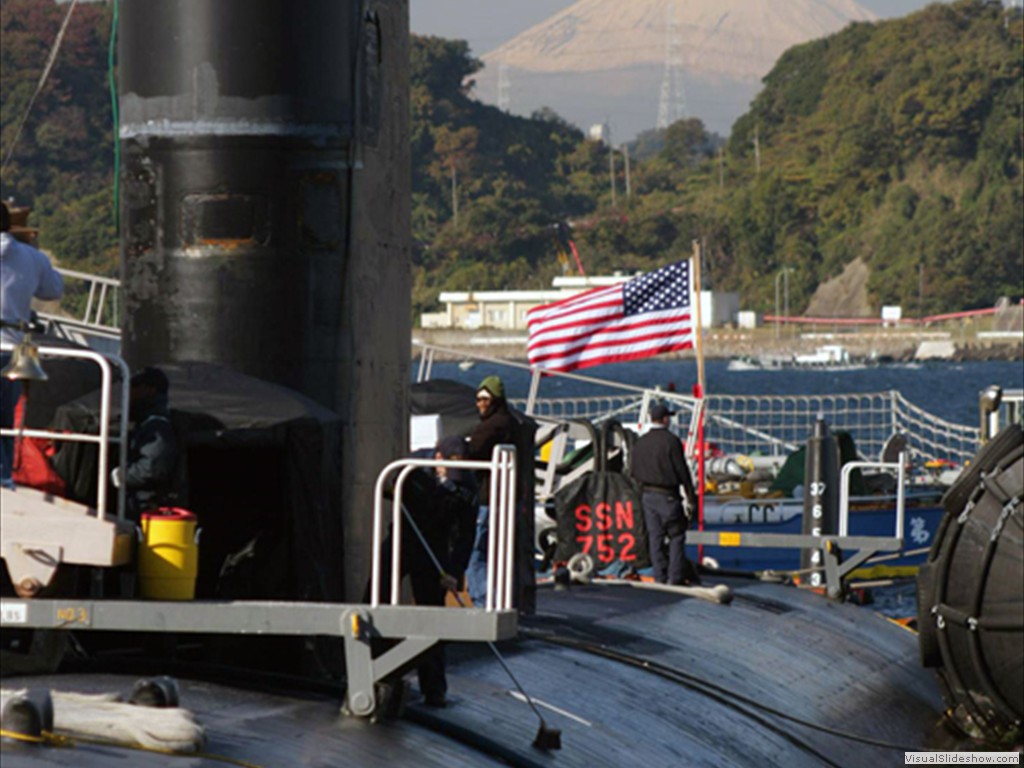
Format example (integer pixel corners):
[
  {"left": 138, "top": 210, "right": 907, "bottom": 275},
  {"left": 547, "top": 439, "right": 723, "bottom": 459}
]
[
  {"left": 940, "top": 424, "right": 1023, "bottom": 516},
  {"left": 917, "top": 423, "right": 1023, "bottom": 742},
  {"left": 915, "top": 560, "right": 941, "bottom": 667}
]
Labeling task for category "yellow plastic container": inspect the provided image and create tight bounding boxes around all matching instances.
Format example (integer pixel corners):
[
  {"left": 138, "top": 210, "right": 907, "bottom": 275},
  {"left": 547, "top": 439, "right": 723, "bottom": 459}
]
[
  {"left": 539, "top": 441, "right": 553, "bottom": 463},
  {"left": 138, "top": 508, "right": 199, "bottom": 600}
]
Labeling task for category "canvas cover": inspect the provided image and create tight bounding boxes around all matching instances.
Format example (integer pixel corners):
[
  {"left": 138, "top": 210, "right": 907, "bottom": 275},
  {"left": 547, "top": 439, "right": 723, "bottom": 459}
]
[
  {"left": 47, "top": 361, "right": 345, "bottom": 604},
  {"left": 554, "top": 471, "right": 651, "bottom": 571},
  {"left": 769, "top": 431, "right": 866, "bottom": 497},
  {"left": 409, "top": 379, "right": 479, "bottom": 440}
]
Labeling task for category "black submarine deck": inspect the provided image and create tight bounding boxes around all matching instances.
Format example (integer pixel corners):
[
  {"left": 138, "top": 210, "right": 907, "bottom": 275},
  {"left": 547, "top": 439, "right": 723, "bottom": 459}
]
[{"left": 2, "top": 577, "right": 947, "bottom": 767}]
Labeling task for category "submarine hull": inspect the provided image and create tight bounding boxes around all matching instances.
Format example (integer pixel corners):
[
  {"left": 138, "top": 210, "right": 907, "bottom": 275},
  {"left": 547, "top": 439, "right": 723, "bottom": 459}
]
[{"left": 2, "top": 579, "right": 948, "bottom": 766}]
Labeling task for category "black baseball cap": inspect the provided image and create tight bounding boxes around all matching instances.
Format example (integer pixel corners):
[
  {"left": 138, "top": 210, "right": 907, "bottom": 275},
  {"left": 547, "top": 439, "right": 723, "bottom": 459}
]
[
  {"left": 437, "top": 435, "right": 468, "bottom": 458},
  {"left": 650, "top": 403, "right": 674, "bottom": 421}
]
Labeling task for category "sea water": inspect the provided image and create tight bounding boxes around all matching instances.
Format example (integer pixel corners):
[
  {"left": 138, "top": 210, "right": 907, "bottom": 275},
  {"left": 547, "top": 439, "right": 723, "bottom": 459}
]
[{"left": 424, "top": 358, "right": 1023, "bottom": 427}]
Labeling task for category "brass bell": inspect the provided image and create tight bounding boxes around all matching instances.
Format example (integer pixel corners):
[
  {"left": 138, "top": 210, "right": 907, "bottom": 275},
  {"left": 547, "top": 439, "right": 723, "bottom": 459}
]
[{"left": 1, "top": 335, "right": 48, "bottom": 382}]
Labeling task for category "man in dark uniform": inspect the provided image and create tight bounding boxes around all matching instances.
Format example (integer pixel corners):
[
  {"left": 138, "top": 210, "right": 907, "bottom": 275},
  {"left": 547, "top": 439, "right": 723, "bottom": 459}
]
[{"left": 629, "top": 403, "right": 698, "bottom": 585}]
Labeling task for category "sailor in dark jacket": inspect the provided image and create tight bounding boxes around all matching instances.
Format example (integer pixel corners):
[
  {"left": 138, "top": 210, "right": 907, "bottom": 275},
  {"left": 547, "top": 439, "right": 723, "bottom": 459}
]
[
  {"left": 465, "top": 375, "right": 515, "bottom": 607},
  {"left": 112, "top": 367, "right": 179, "bottom": 518},
  {"left": 629, "top": 403, "right": 698, "bottom": 585}
]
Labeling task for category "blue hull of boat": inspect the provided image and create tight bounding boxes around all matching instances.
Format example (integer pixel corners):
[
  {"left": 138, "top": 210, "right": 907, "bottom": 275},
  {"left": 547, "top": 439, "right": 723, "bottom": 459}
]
[{"left": 689, "top": 503, "right": 946, "bottom": 574}]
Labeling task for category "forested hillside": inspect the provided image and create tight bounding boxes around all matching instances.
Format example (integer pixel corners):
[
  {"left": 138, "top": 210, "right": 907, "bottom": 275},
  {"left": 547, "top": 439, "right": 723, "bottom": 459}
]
[
  {"left": 411, "top": 0, "right": 1022, "bottom": 317},
  {"left": 725, "top": 0, "right": 1023, "bottom": 312},
  {"left": 1, "top": 0, "right": 1020, "bottom": 320},
  {"left": 0, "top": 0, "right": 116, "bottom": 275}
]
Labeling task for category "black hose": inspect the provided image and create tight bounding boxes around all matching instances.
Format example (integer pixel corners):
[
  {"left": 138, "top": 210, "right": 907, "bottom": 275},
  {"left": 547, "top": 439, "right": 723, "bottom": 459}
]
[
  {"left": 522, "top": 628, "right": 934, "bottom": 758},
  {"left": 400, "top": 503, "right": 559, "bottom": 744}
]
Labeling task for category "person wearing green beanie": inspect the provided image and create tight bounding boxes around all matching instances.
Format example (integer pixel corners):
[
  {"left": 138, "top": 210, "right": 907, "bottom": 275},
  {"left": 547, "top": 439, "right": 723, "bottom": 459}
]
[
  {"left": 466, "top": 375, "right": 515, "bottom": 607},
  {"left": 477, "top": 375, "right": 505, "bottom": 400}
]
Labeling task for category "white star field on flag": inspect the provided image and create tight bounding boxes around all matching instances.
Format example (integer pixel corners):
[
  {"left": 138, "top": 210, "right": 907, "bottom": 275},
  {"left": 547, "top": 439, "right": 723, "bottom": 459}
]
[{"left": 623, "top": 261, "right": 690, "bottom": 316}]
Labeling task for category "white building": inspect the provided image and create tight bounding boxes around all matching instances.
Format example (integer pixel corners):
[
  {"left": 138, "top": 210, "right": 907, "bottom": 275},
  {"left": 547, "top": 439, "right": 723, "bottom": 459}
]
[
  {"left": 420, "top": 274, "right": 740, "bottom": 331},
  {"left": 587, "top": 122, "right": 611, "bottom": 144}
]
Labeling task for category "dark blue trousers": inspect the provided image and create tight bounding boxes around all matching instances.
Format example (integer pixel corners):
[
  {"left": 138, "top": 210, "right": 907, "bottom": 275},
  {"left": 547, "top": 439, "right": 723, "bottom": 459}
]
[{"left": 641, "top": 491, "right": 688, "bottom": 584}]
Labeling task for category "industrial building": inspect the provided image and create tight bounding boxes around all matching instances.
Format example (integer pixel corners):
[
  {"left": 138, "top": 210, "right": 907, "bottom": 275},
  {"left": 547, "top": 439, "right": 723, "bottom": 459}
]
[{"left": 421, "top": 274, "right": 740, "bottom": 330}]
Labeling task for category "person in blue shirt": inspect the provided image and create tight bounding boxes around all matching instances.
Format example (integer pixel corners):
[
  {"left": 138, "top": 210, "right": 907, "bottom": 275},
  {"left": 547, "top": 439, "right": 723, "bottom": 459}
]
[{"left": 1, "top": 201, "right": 64, "bottom": 488}]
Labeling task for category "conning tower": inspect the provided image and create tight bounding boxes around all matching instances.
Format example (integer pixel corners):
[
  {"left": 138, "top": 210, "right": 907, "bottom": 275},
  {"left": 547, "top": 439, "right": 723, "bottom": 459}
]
[{"left": 117, "top": 0, "right": 410, "bottom": 597}]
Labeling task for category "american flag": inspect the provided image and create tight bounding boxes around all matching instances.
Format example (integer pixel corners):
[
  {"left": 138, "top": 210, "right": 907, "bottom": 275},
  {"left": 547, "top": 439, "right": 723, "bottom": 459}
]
[{"left": 526, "top": 260, "right": 695, "bottom": 372}]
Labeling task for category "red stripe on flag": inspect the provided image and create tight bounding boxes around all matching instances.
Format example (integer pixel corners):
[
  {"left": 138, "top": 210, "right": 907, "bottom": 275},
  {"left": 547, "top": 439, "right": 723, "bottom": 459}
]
[
  {"left": 538, "top": 340, "right": 695, "bottom": 372},
  {"left": 528, "top": 314, "right": 693, "bottom": 362}
]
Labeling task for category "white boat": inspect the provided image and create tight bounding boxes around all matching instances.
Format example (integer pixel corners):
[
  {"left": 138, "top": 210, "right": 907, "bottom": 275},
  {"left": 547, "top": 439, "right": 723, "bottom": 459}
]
[{"left": 728, "top": 344, "right": 869, "bottom": 371}]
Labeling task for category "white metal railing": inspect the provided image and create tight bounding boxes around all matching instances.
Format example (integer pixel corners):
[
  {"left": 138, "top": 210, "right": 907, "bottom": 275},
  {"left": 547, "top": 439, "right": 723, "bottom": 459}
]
[
  {"left": 839, "top": 453, "right": 907, "bottom": 538},
  {"left": 703, "top": 391, "right": 979, "bottom": 465},
  {"left": 417, "top": 341, "right": 983, "bottom": 468},
  {"left": 36, "top": 268, "right": 121, "bottom": 349},
  {"left": 370, "top": 444, "right": 517, "bottom": 612},
  {"left": 518, "top": 390, "right": 977, "bottom": 466},
  {"left": 0, "top": 342, "right": 129, "bottom": 520}
]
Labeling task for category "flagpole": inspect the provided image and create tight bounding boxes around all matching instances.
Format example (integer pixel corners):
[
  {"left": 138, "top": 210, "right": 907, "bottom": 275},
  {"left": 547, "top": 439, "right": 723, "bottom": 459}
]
[
  {"left": 691, "top": 240, "right": 707, "bottom": 565},
  {"left": 692, "top": 240, "right": 706, "bottom": 396}
]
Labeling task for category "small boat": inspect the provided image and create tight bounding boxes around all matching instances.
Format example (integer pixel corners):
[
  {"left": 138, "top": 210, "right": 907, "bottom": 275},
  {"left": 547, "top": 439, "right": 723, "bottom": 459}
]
[{"left": 728, "top": 344, "right": 870, "bottom": 371}]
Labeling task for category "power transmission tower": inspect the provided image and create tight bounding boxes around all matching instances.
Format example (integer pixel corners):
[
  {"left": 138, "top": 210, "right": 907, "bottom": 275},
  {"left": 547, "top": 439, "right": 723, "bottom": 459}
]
[
  {"left": 656, "top": 6, "right": 686, "bottom": 130},
  {"left": 497, "top": 63, "right": 511, "bottom": 113}
]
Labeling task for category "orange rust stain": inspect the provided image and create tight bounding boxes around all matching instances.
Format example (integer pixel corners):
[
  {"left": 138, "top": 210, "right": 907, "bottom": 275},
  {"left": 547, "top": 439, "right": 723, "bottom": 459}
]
[{"left": 197, "top": 238, "right": 255, "bottom": 250}]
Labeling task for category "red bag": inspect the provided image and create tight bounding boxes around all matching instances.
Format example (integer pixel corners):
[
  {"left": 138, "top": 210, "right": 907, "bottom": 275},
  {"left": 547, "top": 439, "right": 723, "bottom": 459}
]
[
  {"left": 12, "top": 436, "right": 67, "bottom": 496},
  {"left": 11, "top": 397, "right": 67, "bottom": 496}
]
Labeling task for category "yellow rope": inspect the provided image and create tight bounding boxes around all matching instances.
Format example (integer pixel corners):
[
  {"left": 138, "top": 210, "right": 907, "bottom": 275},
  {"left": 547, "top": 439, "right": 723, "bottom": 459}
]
[{"left": 1, "top": 727, "right": 264, "bottom": 767}]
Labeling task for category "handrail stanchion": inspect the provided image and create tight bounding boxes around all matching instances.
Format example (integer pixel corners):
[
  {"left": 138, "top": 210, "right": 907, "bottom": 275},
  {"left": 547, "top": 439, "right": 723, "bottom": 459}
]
[
  {"left": 505, "top": 447, "right": 518, "bottom": 609},
  {"left": 94, "top": 356, "right": 112, "bottom": 518},
  {"left": 895, "top": 451, "right": 906, "bottom": 540},
  {"left": 493, "top": 449, "right": 507, "bottom": 610},
  {"left": 370, "top": 465, "right": 390, "bottom": 608},
  {"left": 109, "top": 354, "right": 130, "bottom": 521},
  {"left": 485, "top": 449, "right": 500, "bottom": 611},
  {"left": 390, "top": 465, "right": 421, "bottom": 605},
  {"left": 839, "top": 465, "right": 851, "bottom": 539},
  {"left": 500, "top": 447, "right": 514, "bottom": 609}
]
